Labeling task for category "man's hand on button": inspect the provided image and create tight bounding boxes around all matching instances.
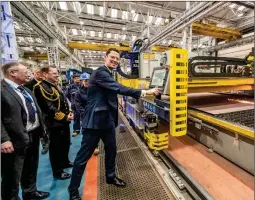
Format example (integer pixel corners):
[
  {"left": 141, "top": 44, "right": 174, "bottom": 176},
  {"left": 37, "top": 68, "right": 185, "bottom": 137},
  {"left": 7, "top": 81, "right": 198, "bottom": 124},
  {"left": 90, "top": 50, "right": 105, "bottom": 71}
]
[{"left": 146, "top": 88, "right": 161, "bottom": 96}]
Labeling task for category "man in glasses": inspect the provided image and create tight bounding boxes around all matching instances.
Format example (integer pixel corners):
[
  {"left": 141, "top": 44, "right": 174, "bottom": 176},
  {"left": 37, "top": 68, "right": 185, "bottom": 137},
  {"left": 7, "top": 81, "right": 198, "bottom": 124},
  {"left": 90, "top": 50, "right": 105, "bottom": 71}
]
[{"left": 68, "top": 48, "right": 161, "bottom": 200}]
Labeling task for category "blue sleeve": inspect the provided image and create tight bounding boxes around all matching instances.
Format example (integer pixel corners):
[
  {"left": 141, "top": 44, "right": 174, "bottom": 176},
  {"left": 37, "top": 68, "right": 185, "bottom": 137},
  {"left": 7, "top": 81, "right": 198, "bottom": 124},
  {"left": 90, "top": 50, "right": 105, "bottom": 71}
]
[
  {"left": 74, "top": 91, "right": 85, "bottom": 118},
  {"left": 95, "top": 70, "right": 142, "bottom": 98}
]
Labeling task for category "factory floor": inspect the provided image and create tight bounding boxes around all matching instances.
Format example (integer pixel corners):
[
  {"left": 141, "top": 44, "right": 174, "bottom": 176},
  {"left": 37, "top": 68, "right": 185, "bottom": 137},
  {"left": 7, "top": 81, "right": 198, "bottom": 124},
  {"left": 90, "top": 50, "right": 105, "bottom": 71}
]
[{"left": 19, "top": 121, "right": 172, "bottom": 200}]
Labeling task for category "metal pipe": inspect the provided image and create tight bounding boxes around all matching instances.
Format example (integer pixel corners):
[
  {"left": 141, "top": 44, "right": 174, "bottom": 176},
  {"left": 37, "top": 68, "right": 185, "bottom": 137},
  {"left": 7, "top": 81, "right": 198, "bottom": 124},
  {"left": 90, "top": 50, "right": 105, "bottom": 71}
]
[{"left": 202, "top": 35, "right": 254, "bottom": 52}]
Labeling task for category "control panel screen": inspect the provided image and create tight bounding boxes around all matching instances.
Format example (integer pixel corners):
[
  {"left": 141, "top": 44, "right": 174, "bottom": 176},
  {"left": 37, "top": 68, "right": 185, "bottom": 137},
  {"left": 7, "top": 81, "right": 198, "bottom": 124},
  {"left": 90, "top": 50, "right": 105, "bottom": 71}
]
[{"left": 150, "top": 69, "right": 167, "bottom": 87}]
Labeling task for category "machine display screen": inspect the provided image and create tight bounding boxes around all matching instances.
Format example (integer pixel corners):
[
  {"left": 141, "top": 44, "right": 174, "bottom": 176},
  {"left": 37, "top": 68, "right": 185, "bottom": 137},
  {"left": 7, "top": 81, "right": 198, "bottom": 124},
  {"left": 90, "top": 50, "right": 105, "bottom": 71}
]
[{"left": 150, "top": 69, "right": 167, "bottom": 88}]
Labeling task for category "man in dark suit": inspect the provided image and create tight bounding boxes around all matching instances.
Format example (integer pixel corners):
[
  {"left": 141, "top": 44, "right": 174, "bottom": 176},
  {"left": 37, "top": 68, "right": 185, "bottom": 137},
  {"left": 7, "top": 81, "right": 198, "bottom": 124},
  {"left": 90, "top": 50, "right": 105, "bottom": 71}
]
[
  {"left": 68, "top": 48, "right": 160, "bottom": 200},
  {"left": 24, "top": 67, "right": 49, "bottom": 154},
  {"left": 33, "top": 65, "right": 73, "bottom": 180},
  {"left": 1, "top": 62, "right": 50, "bottom": 200}
]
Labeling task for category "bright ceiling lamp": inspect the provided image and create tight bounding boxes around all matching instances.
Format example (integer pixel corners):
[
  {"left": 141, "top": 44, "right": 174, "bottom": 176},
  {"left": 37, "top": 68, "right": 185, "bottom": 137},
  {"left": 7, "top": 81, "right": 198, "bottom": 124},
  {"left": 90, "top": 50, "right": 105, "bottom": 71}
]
[
  {"left": 122, "top": 11, "right": 129, "bottom": 20},
  {"left": 122, "top": 35, "right": 126, "bottom": 40},
  {"left": 114, "top": 34, "right": 118, "bottom": 39},
  {"left": 59, "top": 2, "right": 68, "bottom": 11},
  {"left": 111, "top": 9, "right": 118, "bottom": 18},
  {"left": 73, "top": 2, "right": 81, "bottom": 15},
  {"left": 98, "top": 32, "right": 102, "bottom": 37},
  {"left": 90, "top": 31, "right": 95, "bottom": 37},
  {"left": 72, "top": 29, "right": 78, "bottom": 35},
  {"left": 87, "top": 4, "right": 94, "bottom": 15},
  {"left": 107, "top": 33, "right": 112, "bottom": 38},
  {"left": 133, "top": 13, "right": 139, "bottom": 21},
  {"left": 99, "top": 6, "right": 104, "bottom": 16},
  {"left": 132, "top": 35, "right": 136, "bottom": 41},
  {"left": 155, "top": 17, "right": 162, "bottom": 25}
]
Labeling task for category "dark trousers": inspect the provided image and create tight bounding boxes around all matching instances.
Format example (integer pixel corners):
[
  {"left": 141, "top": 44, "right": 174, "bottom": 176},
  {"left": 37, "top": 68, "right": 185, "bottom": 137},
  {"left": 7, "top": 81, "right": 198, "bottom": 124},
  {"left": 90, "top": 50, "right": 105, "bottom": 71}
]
[
  {"left": 73, "top": 108, "right": 80, "bottom": 133},
  {"left": 41, "top": 132, "right": 49, "bottom": 149},
  {"left": 69, "top": 126, "right": 116, "bottom": 190},
  {"left": 1, "top": 128, "right": 40, "bottom": 200},
  {"left": 49, "top": 124, "right": 71, "bottom": 174}
]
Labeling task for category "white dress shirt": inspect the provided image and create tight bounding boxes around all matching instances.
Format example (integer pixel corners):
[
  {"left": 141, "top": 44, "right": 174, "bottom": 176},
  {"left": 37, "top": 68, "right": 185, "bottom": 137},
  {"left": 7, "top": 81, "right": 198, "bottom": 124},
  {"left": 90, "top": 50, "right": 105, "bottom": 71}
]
[{"left": 4, "top": 78, "right": 40, "bottom": 132}]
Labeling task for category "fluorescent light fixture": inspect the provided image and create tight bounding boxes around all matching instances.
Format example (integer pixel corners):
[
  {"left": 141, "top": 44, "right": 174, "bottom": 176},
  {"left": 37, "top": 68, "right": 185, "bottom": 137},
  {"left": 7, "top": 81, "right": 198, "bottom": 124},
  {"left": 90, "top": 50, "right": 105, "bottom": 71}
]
[
  {"left": 147, "top": 16, "right": 153, "bottom": 24},
  {"left": 27, "top": 37, "right": 34, "bottom": 43},
  {"left": 238, "top": 6, "right": 245, "bottom": 11},
  {"left": 107, "top": 33, "right": 112, "bottom": 38},
  {"left": 229, "top": 3, "right": 236, "bottom": 8},
  {"left": 99, "top": 6, "right": 104, "bottom": 16},
  {"left": 111, "top": 9, "right": 118, "bottom": 18},
  {"left": 72, "top": 29, "right": 78, "bottom": 35},
  {"left": 131, "top": 10, "right": 135, "bottom": 14},
  {"left": 155, "top": 17, "right": 162, "bottom": 25},
  {"left": 122, "top": 26, "right": 126, "bottom": 30},
  {"left": 168, "top": 40, "right": 172, "bottom": 45},
  {"left": 165, "top": 18, "right": 169, "bottom": 23},
  {"left": 87, "top": 4, "right": 94, "bottom": 15},
  {"left": 114, "top": 34, "right": 118, "bottom": 39},
  {"left": 36, "top": 38, "right": 42, "bottom": 43},
  {"left": 90, "top": 31, "right": 95, "bottom": 37},
  {"left": 122, "top": 35, "right": 126, "bottom": 40},
  {"left": 59, "top": 2, "right": 68, "bottom": 11},
  {"left": 73, "top": 2, "right": 81, "bottom": 14},
  {"left": 80, "top": 21, "right": 84, "bottom": 25},
  {"left": 122, "top": 11, "right": 129, "bottom": 20},
  {"left": 132, "top": 35, "right": 136, "bottom": 41},
  {"left": 133, "top": 13, "right": 138, "bottom": 21},
  {"left": 162, "top": 40, "right": 166, "bottom": 44},
  {"left": 98, "top": 32, "right": 102, "bottom": 37}
]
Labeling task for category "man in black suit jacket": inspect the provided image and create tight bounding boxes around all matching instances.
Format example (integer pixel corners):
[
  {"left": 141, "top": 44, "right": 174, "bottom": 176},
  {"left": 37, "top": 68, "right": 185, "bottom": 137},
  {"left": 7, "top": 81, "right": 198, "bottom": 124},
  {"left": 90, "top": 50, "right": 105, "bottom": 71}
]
[
  {"left": 1, "top": 62, "right": 50, "bottom": 200},
  {"left": 68, "top": 48, "right": 160, "bottom": 200},
  {"left": 24, "top": 67, "right": 49, "bottom": 154}
]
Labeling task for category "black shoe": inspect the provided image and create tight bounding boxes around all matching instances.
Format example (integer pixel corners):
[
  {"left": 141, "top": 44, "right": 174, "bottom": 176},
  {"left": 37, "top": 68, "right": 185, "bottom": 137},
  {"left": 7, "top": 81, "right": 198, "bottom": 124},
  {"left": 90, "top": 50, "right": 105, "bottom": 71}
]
[
  {"left": 106, "top": 177, "right": 126, "bottom": 188},
  {"left": 53, "top": 171, "right": 71, "bottom": 180},
  {"left": 68, "top": 189, "right": 81, "bottom": 200},
  {"left": 63, "top": 162, "right": 73, "bottom": 168},
  {"left": 23, "top": 191, "right": 50, "bottom": 200}
]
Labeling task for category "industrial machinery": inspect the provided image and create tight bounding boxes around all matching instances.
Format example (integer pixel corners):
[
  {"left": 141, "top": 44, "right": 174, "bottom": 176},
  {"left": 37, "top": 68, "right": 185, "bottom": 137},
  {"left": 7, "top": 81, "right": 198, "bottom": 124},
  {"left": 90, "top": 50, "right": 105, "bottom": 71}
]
[{"left": 117, "top": 48, "right": 254, "bottom": 200}]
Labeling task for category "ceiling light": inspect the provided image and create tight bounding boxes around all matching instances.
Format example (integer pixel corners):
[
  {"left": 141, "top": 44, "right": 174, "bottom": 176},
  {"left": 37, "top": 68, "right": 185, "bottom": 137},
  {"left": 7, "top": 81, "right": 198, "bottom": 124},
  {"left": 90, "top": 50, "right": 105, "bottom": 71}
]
[
  {"left": 72, "top": 29, "right": 78, "bottom": 35},
  {"left": 237, "top": 13, "right": 243, "bottom": 17},
  {"left": 80, "top": 21, "right": 84, "bottom": 25},
  {"left": 90, "top": 31, "right": 95, "bottom": 37},
  {"left": 131, "top": 10, "right": 135, "bottom": 14},
  {"left": 229, "top": 3, "right": 236, "bottom": 8},
  {"left": 87, "top": 4, "right": 94, "bottom": 15},
  {"left": 122, "top": 35, "right": 126, "bottom": 40},
  {"left": 122, "top": 11, "right": 129, "bottom": 20},
  {"left": 162, "top": 40, "right": 166, "bottom": 44},
  {"left": 107, "top": 33, "right": 112, "bottom": 38},
  {"left": 237, "top": 6, "right": 245, "bottom": 11},
  {"left": 155, "top": 17, "right": 162, "bottom": 25},
  {"left": 73, "top": 2, "right": 81, "bottom": 14},
  {"left": 98, "top": 32, "right": 102, "bottom": 37},
  {"left": 99, "top": 6, "right": 104, "bottom": 16},
  {"left": 59, "top": 2, "right": 68, "bottom": 10},
  {"left": 133, "top": 13, "right": 138, "bottom": 21},
  {"left": 111, "top": 9, "right": 118, "bottom": 18},
  {"left": 132, "top": 35, "right": 136, "bottom": 41},
  {"left": 114, "top": 34, "right": 118, "bottom": 39},
  {"left": 122, "top": 26, "right": 126, "bottom": 30}
]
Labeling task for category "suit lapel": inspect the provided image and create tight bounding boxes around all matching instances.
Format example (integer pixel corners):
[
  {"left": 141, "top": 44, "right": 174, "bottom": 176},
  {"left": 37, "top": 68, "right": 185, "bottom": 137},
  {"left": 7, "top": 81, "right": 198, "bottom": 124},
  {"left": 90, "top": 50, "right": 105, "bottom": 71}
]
[{"left": 2, "top": 80, "right": 26, "bottom": 110}]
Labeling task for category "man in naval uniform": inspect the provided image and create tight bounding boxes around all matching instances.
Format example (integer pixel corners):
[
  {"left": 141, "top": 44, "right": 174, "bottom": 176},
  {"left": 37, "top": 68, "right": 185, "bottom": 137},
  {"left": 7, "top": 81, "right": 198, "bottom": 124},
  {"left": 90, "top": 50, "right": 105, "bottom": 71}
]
[{"left": 33, "top": 65, "right": 73, "bottom": 180}]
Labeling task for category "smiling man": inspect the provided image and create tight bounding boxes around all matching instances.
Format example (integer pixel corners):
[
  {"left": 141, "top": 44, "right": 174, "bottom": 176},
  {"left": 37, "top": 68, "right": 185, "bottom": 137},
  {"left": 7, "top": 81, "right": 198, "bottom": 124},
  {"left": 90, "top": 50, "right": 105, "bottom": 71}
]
[{"left": 68, "top": 48, "right": 161, "bottom": 200}]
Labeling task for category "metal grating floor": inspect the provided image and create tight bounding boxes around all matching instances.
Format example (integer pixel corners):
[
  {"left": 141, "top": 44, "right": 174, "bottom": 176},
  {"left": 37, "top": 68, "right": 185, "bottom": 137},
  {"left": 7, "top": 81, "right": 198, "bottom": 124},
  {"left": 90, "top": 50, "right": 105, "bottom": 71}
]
[{"left": 98, "top": 127, "right": 171, "bottom": 200}]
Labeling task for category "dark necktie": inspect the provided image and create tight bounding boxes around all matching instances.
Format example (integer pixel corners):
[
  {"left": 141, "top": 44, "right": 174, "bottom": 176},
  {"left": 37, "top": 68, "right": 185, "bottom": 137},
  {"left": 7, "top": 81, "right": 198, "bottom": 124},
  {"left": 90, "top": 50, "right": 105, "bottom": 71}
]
[{"left": 18, "top": 86, "right": 36, "bottom": 123}]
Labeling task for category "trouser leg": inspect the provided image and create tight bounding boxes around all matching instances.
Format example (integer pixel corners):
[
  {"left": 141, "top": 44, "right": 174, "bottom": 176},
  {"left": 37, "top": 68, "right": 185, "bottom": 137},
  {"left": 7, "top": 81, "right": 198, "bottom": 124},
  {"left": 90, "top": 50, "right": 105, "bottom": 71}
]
[{"left": 69, "top": 129, "right": 100, "bottom": 190}]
